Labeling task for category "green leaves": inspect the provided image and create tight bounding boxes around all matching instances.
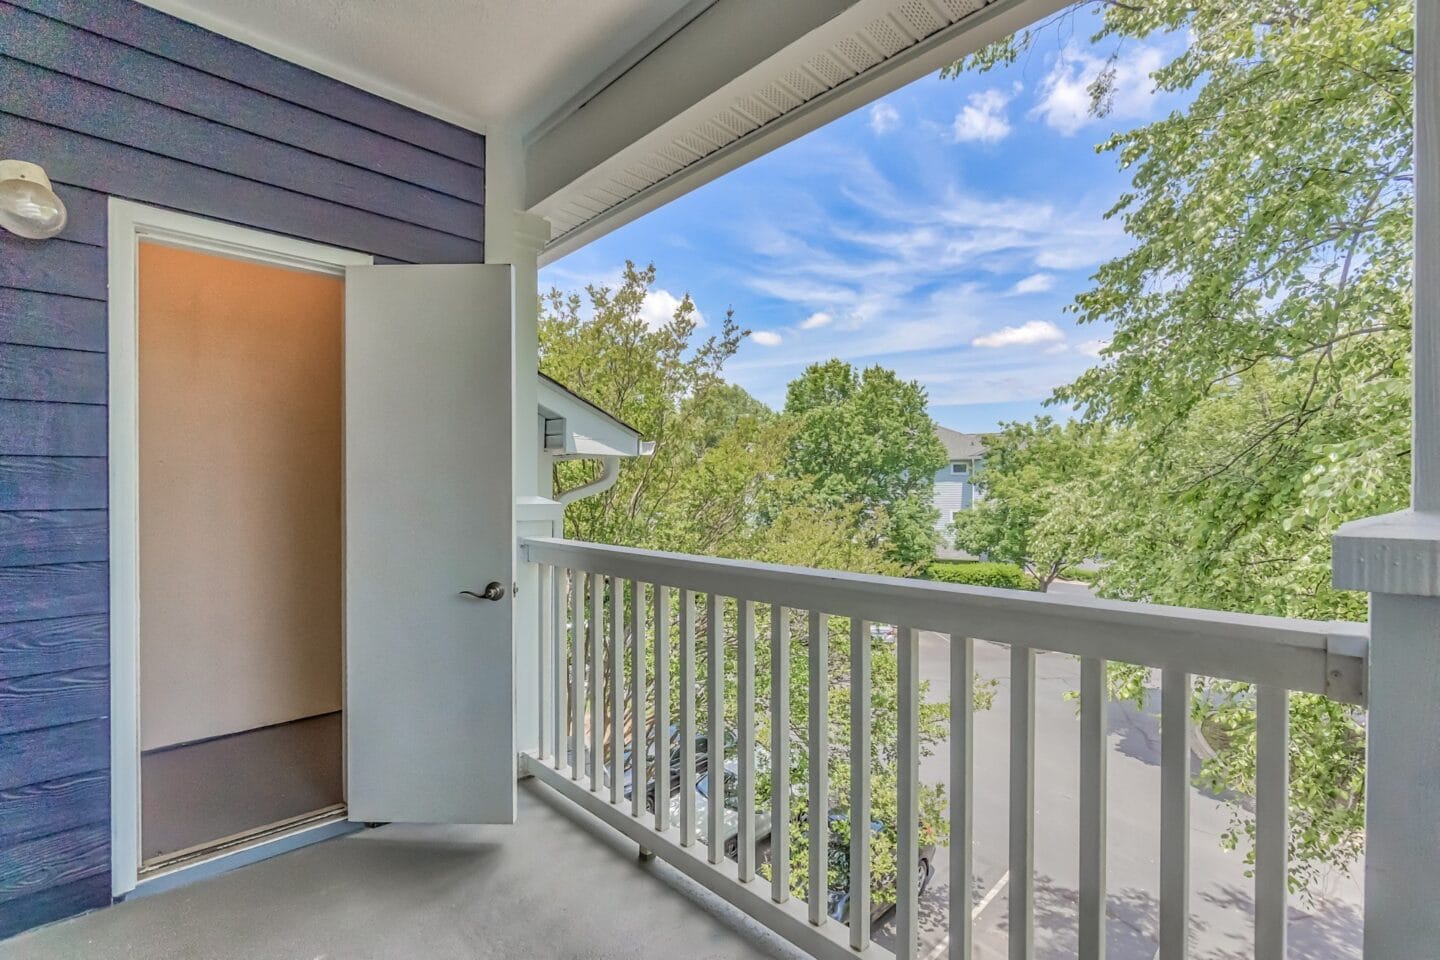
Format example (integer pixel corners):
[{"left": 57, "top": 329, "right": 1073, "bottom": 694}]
[
  {"left": 950, "top": 0, "right": 1411, "bottom": 888},
  {"left": 782, "top": 360, "right": 950, "bottom": 567}
]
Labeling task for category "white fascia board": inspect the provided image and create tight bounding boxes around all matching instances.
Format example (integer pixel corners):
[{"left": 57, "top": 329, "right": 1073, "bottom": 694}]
[
  {"left": 536, "top": 375, "right": 647, "bottom": 458},
  {"left": 531, "top": 0, "right": 1069, "bottom": 264}
]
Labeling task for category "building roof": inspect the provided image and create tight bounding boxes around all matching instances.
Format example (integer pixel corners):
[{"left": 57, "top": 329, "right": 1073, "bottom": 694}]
[
  {"left": 936, "top": 426, "right": 989, "bottom": 460},
  {"left": 537, "top": 373, "right": 652, "bottom": 458}
]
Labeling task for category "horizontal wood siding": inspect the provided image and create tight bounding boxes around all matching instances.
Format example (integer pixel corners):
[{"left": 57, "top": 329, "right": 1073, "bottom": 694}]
[{"left": 0, "top": 0, "right": 485, "bottom": 936}]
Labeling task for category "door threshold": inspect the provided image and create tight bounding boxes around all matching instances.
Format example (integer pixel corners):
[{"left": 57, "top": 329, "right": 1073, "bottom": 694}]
[{"left": 134, "top": 804, "right": 353, "bottom": 895}]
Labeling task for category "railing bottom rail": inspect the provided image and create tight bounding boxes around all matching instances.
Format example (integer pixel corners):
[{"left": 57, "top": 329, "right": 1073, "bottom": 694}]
[{"left": 519, "top": 752, "right": 893, "bottom": 960}]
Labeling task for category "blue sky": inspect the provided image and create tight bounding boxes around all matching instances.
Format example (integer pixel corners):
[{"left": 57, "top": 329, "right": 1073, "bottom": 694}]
[{"left": 542, "top": 11, "right": 1187, "bottom": 433}]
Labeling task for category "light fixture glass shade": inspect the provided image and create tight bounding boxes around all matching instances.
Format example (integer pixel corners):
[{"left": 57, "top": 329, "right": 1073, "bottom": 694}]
[{"left": 0, "top": 160, "right": 67, "bottom": 240}]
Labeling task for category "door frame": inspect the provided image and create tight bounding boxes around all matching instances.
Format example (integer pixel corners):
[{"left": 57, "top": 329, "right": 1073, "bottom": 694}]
[{"left": 107, "top": 200, "right": 372, "bottom": 897}]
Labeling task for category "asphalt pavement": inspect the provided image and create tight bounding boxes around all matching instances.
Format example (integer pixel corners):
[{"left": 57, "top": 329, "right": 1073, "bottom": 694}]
[{"left": 863, "top": 585, "right": 1365, "bottom": 960}]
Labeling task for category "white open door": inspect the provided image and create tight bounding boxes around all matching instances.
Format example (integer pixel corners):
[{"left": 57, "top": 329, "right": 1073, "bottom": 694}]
[{"left": 344, "top": 264, "right": 516, "bottom": 824}]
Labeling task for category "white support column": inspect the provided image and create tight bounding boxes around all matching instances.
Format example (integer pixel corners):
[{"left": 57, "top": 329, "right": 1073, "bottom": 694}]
[
  {"left": 1333, "top": 8, "right": 1440, "bottom": 954},
  {"left": 488, "top": 129, "right": 556, "bottom": 760}
]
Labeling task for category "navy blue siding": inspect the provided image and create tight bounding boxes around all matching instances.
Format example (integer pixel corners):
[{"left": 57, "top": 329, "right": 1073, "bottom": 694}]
[{"left": 0, "top": 0, "right": 485, "bottom": 936}]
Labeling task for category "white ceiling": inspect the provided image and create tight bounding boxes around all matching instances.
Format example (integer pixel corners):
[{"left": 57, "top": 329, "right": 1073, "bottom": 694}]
[{"left": 138, "top": 0, "right": 697, "bottom": 134}]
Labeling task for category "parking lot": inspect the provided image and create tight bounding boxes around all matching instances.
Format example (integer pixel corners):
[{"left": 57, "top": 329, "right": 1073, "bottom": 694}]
[{"left": 861, "top": 628, "right": 1365, "bottom": 959}]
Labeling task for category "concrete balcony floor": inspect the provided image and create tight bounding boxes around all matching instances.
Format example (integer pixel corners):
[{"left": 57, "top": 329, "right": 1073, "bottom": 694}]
[{"left": 1, "top": 780, "right": 810, "bottom": 960}]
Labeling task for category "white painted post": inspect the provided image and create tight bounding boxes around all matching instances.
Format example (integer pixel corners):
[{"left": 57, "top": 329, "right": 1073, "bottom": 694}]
[{"left": 1332, "top": 5, "right": 1440, "bottom": 957}]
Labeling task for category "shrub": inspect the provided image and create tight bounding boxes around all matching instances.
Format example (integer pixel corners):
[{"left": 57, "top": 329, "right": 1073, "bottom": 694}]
[
  {"left": 1060, "top": 565, "right": 1101, "bottom": 585},
  {"left": 922, "top": 560, "right": 1037, "bottom": 590}
]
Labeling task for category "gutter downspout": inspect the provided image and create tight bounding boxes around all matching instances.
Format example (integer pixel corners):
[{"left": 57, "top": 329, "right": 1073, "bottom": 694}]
[{"left": 557, "top": 455, "right": 623, "bottom": 507}]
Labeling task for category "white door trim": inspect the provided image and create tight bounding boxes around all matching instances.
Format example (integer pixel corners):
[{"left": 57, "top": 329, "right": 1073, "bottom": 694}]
[{"left": 106, "top": 199, "right": 372, "bottom": 897}]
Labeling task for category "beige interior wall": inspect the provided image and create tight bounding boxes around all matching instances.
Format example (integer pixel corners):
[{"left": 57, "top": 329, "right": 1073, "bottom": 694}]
[{"left": 138, "top": 242, "right": 343, "bottom": 751}]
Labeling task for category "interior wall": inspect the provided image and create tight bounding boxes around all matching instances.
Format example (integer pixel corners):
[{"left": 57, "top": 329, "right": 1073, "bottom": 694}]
[{"left": 138, "top": 242, "right": 343, "bottom": 752}]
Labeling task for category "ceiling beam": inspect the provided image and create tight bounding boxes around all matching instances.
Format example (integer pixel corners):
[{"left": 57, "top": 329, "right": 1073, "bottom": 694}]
[{"left": 524, "top": 0, "right": 856, "bottom": 212}]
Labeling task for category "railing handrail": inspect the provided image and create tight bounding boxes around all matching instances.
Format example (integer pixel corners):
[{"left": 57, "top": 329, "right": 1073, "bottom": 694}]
[{"left": 520, "top": 536, "right": 1368, "bottom": 704}]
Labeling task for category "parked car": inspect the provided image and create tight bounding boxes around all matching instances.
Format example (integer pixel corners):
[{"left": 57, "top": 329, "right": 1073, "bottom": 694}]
[
  {"left": 824, "top": 812, "right": 937, "bottom": 925},
  {"left": 669, "top": 751, "right": 773, "bottom": 860},
  {"left": 620, "top": 725, "right": 734, "bottom": 811},
  {"left": 869, "top": 623, "right": 898, "bottom": 642}
]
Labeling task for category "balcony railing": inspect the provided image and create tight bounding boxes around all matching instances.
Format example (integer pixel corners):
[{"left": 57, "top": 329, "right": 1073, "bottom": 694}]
[{"left": 517, "top": 536, "right": 1368, "bottom": 960}]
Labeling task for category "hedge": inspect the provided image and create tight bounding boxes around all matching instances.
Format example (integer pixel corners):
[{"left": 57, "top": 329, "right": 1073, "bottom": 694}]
[{"left": 922, "top": 560, "right": 1038, "bottom": 591}]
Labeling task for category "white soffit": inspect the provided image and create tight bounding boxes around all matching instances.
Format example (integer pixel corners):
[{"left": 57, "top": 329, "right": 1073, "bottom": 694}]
[
  {"left": 532, "top": 0, "right": 1067, "bottom": 262},
  {"left": 135, "top": 0, "right": 699, "bottom": 133}
]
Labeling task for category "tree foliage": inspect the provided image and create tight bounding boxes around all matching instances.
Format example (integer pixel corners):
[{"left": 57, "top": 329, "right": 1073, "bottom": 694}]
[
  {"left": 953, "top": 0, "right": 1412, "bottom": 889},
  {"left": 783, "top": 360, "right": 949, "bottom": 567},
  {"left": 950, "top": 418, "right": 1115, "bottom": 590},
  {"left": 538, "top": 264, "right": 961, "bottom": 907}
]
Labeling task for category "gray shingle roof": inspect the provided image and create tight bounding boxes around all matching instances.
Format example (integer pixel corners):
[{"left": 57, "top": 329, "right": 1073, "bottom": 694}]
[{"left": 936, "top": 426, "right": 989, "bottom": 460}]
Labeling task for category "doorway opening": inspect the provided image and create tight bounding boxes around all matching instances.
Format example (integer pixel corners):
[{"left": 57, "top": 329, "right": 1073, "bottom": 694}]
[{"left": 135, "top": 241, "right": 345, "bottom": 872}]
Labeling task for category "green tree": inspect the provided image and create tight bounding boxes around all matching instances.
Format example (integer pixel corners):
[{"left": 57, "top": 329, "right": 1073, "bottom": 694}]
[
  {"left": 950, "top": 418, "right": 1114, "bottom": 591},
  {"left": 952, "top": 0, "right": 1412, "bottom": 889},
  {"left": 539, "top": 265, "right": 960, "bottom": 909},
  {"left": 783, "top": 360, "right": 950, "bottom": 567}
]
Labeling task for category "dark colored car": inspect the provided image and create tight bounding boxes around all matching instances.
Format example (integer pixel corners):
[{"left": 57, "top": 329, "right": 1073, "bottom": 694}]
[{"left": 825, "top": 813, "right": 937, "bottom": 925}]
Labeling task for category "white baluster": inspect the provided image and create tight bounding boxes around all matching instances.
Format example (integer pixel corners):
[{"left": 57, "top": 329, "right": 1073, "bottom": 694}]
[
  {"left": 706, "top": 593, "right": 724, "bottom": 864},
  {"left": 849, "top": 618, "right": 871, "bottom": 950},
  {"left": 1255, "top": 685, "right": 1289, "bottom": 959},
  {"left": 630, "top": 580, "right": 646, "bottom": 818},
  {"left": 1009, "top": 645, "right": 1035, "bottom": 960},
  {"left": 771, "top": 604, "right": 790, "bottom": 904},
  {"left": 896, "top": 625, "right": 920, "bottom": 960},
  {"left": 737, "top": 600, "right": 756, "bottom": 881},
  {"left": 1079, "top": 657, "right": 1108, "bottom": 960},
  {"left": 1159, "top": 669, "right": 1191, "bottom": 959},
  {"left": 950, "top": 635, "right": 974, "bottom": 960},
  {"left": 610, "top": 575, "right": 623, "bottom": 804},
  {"left": 680, "top": 589, "right": 697, "bottom": 846},
  {"left": 808, "top": 610, "right": 829, "bottom": 926},
  {"left": 570, "top": 569, "right": 583, "bottom": 780},
  {"left": 654, "top": 585, "right": 671, "bottom": 833}
]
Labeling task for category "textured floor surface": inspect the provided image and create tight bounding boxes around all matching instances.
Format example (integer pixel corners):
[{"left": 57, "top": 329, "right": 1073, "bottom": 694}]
[
  {"left": 2, "top": 778, "right": 808, "bottom": 960},
  {"left": 142, "top": 712, "right": 343, "bottom": 861}
]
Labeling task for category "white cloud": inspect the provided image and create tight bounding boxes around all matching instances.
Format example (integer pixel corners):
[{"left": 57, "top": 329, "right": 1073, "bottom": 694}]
[
  {"left": 952, "top": 87, "right": 1014, "bottom": 143},
  {"left": 751, "top": 330, "right": 783, "bottom": 347},
  {"left": 1012, "top": 272, "right": 1055, "bottom": 294},
  {"left": 638, "top": 288, "right": 703, "bottom": 330},
  {"left": 971, "top": 320, "right": 1065, "bottom": 349},
  {"left": 1077, "top": 338, "right": 1111, "bottom": 357},
  {"left": 868, "top": 101, "right": 901, "bottom": 135},
  {"left": 801, "top": 311, "right": 833, "bottom": 329},
  {"left": 1031, "top": 44, "right": 1165, "bottom": 136}
]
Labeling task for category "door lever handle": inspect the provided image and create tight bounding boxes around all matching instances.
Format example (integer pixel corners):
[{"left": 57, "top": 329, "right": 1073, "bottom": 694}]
[{"left": 460, "top": 582, "right": 506, "bottom": 602}]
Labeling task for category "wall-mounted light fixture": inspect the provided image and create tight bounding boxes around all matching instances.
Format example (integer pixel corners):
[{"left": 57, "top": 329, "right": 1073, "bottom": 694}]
[{"left": 0, "top": 160, "right": 68, "bottom": 240}]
